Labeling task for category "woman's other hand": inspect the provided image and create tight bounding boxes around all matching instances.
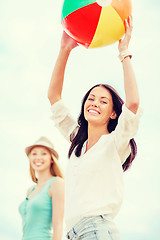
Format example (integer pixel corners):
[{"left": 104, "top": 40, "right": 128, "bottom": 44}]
[
  {"left": 61, "top": 31, "right": 78, "bottom": 51},
  {"left": 118, "top": 16, "right": 133, "bottom": 52}
]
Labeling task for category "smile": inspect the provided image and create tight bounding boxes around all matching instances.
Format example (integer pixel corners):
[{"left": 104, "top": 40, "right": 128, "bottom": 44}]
[
  {"left": 34, "top": 162, "right": 43, "bottom": 167},
  {"left": 88, "top": 109, "right": 100, "bottom": 114}
]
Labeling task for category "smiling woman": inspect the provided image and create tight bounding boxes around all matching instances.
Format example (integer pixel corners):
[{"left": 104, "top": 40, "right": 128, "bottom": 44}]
[
  {"left": 84, "top": 86, "right": 117, "bottom": 129},
  {"left": 48, "top": 16, "right": 142, "bottom": 240},
  {"left": 18, "top": 137, "right": 64, "bottom": 240}
]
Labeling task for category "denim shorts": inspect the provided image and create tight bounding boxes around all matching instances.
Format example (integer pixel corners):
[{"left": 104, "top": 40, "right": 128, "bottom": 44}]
[{"left": 66, "top": 215, "right": 121, "bottom": 240}]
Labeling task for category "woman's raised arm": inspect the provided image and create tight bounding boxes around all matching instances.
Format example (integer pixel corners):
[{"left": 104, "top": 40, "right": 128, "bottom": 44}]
[
  {"left": 48, "top": 32, "right": 78, "bottom": 105},
  {"left": 118, "top": 16, "right": 140, "bottom": 114}
]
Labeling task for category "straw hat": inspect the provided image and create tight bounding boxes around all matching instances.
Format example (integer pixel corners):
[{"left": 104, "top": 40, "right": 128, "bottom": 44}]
[{"left": 25, "top": 136, "right": 64, "bottom": 178}]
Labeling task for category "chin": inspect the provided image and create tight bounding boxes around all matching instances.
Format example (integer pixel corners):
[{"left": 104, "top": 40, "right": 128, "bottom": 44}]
[
  {"left": 87, "top": 117, "right": 101, "bottom": 125},
  {"left": 32, "top": 165, "right": 44, "bottom": 171}
]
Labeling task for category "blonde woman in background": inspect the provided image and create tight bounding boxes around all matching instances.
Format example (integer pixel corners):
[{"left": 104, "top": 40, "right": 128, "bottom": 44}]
[{"left": 19, "top": 136, "right": 64, "bottom": 240}]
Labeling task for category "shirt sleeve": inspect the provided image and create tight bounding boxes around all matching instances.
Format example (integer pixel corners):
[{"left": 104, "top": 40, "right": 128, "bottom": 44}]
[
  {"left": 50, "top": 99, "right": 78, "bottom": 142},
  {"left": 114, "top": 105, "right": 143, "bottom": 164}
]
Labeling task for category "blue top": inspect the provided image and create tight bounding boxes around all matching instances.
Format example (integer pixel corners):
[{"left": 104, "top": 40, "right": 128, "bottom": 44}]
[{"left": 19, "top": 177, "right": 55, "bottom": 240}]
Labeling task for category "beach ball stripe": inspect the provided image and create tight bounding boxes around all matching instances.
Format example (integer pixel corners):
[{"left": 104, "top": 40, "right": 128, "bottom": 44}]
[
  {"left": 62, "top": 0, "right": 96, "bottom": 21},
  {"left": 62, "top": 0, "right": 132, "bottom": 48},
  {"left": 62, "top": 3, "right": 101, "bottom": 48},
  {"left": 112, "top": 0, "right": 132, "bottom": 22},
  {"left": 89, "top": 6, "right": 125, "bottom": 48}
]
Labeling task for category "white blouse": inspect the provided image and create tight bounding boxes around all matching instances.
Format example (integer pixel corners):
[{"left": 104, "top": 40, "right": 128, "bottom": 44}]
[{"left": 50, "top": 99, "right": 142, "bottom": 231}]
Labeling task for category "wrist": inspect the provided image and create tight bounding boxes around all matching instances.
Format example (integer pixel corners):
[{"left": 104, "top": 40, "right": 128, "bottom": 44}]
[
  {"left": 60, "top": 46, "right": 72, "bottom": 53},
  {"left": 118, "top": 49, "right": 132, "bottom": 62}
]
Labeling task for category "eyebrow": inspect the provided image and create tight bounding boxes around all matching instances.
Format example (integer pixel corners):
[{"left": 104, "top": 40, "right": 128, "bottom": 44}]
[{"left": 89, "top": 94, "right": 110, "bottom": 101}]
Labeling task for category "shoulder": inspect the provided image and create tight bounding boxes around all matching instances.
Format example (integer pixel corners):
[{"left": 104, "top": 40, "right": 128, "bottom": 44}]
[
  {"left": 120, "top": 104, "right": 143, "bottom": 121},
  {"left": 115, "top": 104, "right": 143, "bottom": 135},
  {"left": 50, "top": 99, "right": 69, "bottom": 115},
  {"left": 49, "top": 177, "right": 64, "bottom": 197},
  {"left": 51, "top": 176, "right": 64, "bottom": 187}
]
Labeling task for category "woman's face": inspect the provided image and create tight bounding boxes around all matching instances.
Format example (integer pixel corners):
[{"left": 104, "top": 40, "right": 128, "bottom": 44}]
[
  {"left": 29, "top": 146, "right": 52, "bottom": 173},
  {"left": 84, "top": 86, "right": 116, "bottom": 126}
]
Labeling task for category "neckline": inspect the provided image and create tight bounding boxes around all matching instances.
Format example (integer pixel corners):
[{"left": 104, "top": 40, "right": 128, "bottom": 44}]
[
  {"left": 26, "top": 177, "right": 54, "bottom": 201},
  {"left": 81, "top": 132, "right": 113, "bottom": 156}
]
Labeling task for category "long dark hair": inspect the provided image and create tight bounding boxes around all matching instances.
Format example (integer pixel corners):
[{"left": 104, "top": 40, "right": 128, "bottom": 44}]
[{"left": 68, "top": 84, "right": 137, "bottom": 172}]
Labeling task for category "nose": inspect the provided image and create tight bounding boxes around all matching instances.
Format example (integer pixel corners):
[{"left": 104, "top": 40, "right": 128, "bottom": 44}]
[
  {"left": 35, "top": 154, "right": 41, "bottom": 159},
  {"left": 91, "top": 99, "right": 99, "bottom": 107},
  {"left": 91, "top": 103, "right": 97, "bottom": 107}
]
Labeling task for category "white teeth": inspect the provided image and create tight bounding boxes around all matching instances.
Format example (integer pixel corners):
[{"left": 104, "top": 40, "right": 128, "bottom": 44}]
[
  {"left": 35, "top": 162, "right": 42, "bottom": 166},
  {"left": 88, "top": 110, "right": 99, "bottom": 114}
]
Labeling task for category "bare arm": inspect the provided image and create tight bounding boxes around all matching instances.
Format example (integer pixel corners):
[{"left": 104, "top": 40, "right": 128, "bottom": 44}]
[
  {"left": 48, "top": 32, "right": 78, "bottom": 105},
  {"left": 50, "top": 177, "right": 65, "bottom": 240},
  {"left": 118, "top": 16, "right": 139, "bottom": 114}
]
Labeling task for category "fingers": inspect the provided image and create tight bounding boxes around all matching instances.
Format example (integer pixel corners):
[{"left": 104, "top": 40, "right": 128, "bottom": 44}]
[
  {"left": 119, "top": 39, "right": 122, "bottom": 45},
  {"left": 61, "top": 30, "right": 78, "bottom": 50},
  {"left": 124, "top": 18, "right": 129, "bottom": 31},
  {"left": 128, "top": 15, "right": 133, "bottom": 28},
  {"left": 118, "top": 16, "right": 133, "bottom": 52},
  {"left": 125, "top": 16, "right": 133, "bottom": 33}
]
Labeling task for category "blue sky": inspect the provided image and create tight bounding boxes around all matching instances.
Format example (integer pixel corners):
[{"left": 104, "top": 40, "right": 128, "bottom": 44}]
[{"left": 0, "top": 0, "right": 160, "bottom": 239}]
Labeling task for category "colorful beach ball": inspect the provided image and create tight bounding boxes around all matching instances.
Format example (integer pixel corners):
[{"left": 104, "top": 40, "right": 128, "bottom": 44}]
[{"left": 61, "top": 0, "right": 132, "bottom": 48}]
